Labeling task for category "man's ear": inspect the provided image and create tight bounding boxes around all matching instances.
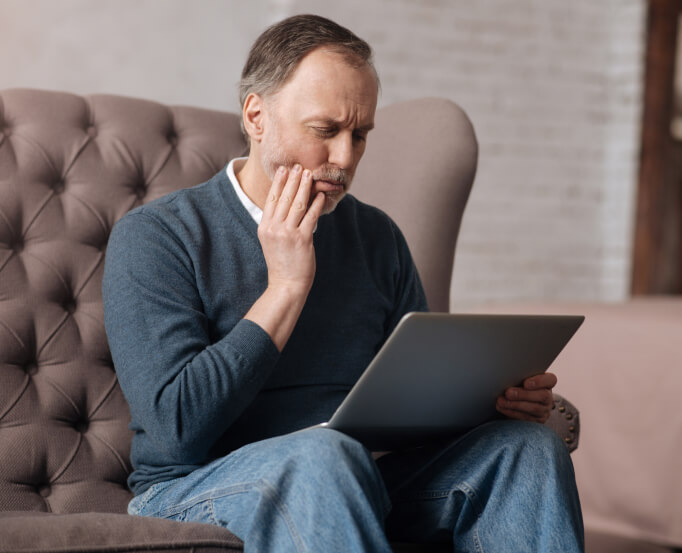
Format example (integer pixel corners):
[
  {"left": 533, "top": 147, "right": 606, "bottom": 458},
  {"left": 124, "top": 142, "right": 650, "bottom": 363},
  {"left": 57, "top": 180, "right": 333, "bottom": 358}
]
[{"left": 242, "top": 93, "right": 265, "bottom": 143}]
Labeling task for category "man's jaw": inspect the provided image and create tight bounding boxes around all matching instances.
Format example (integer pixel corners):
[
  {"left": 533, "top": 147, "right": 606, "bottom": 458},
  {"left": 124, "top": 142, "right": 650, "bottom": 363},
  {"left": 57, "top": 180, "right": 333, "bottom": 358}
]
[
  {"left": 260, "top": 155, "right": 351, "bottom": 214},
  {"left": 311, "top": 170, "right": 351, "bottom": 215}
]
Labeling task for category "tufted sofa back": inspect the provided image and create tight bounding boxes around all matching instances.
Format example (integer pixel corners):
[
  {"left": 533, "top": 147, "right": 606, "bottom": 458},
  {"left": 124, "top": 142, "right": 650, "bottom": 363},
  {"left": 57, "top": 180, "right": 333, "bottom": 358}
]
[{"left": 0, "top": 89, "right": 476, "bottom": 515}]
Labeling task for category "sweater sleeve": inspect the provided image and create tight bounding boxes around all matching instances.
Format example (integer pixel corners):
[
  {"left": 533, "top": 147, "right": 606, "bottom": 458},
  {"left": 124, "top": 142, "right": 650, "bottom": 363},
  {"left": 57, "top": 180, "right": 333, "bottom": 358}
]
[{"left": 102, "top": 211, "right": 280, "bottom": 465}]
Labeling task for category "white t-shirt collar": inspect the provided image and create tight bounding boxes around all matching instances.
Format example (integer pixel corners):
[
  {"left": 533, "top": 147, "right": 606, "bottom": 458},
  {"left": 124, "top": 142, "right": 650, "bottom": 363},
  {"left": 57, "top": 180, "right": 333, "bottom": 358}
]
[
  {"left": 226, "top": 157, "right": 262, "bottom": 225},
  {"left": 226, "top": 158, "right": 319, "bottom": 232}
]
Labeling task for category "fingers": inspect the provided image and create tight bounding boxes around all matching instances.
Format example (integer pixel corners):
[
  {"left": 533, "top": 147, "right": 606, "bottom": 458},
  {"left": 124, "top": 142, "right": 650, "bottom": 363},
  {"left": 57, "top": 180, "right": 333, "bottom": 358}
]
[
  {"left": 263, "top": 164, "right": 318, "bottom": 230},
  {"left": 273, "top": 164, "right": 305, "bottom": 222},
  {"left": 504, "top": 385, "right": 554, "bottom": 406},
  {"left": 524, "top": 372, "right": 558, "bottom": 391},
  {"left": 300, "top": 191, "right": 325, "bottom": 233},
  {"left": 496, "top": 372, "right": 557, "bottom": 423},
  {"left": 496, "top": 397, "right": 552, "bottom": 423},
  {"left": 272, "top": 164, "right": 299, "bottom": 221},
  {"left": 262, "top": 166, "right": 288, "bottom": 220},
  {"left": 287, "top": 169, "right": 314, "bottom": 228}
]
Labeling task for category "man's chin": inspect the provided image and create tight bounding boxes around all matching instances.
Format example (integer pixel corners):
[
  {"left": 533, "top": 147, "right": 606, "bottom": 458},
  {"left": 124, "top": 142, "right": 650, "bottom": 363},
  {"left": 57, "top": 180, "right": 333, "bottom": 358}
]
[{"left": 318, "top": 191, "right": 346, "bottom": 215}]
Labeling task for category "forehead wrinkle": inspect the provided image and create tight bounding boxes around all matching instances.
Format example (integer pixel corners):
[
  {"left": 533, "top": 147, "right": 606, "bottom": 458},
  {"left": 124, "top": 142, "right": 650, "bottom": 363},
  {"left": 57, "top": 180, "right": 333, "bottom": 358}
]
[{"left": 303, "top": 113, "right": 375, "bottom": 131}]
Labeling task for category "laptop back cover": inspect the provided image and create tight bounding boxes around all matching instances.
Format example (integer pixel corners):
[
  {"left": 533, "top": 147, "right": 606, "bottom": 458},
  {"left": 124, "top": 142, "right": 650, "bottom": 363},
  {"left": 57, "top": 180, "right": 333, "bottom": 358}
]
[{"left": 326, "top": 312, "right": 584, "bottom": 450}]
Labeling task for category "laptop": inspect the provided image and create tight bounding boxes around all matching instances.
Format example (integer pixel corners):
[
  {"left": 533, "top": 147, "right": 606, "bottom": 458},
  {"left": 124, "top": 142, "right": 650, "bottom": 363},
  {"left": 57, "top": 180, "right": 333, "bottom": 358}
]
[{"left": 320, "top": 312, "right": 584, "bottom": 451}]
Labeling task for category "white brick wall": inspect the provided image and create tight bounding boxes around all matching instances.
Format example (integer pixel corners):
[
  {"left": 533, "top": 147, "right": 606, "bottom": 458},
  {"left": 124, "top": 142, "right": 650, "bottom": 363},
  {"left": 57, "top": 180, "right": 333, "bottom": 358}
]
[
  {"left": 2, "top": 0, "right": 646, "bottom": 309},
  {"left": 282, "top": 0, "right": 647, "bottom": 309}
]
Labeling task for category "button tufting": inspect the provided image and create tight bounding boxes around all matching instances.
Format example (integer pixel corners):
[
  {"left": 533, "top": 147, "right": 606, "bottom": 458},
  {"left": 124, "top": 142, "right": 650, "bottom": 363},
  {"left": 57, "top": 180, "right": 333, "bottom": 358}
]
[
  {"left": 75, "top": 420, "right": 89, "bottom": 433},
  {"left": 135, "top": 184, "right": 147, "bottom": 199},
  {"left": 167, "top": 131, "right": 178, "bottom": 146},
  {"left": 12, "top": 237, "right": 24, "bottom": 253},
  {"left": 25, "top": 363, "right": 38, "bottom": 376},
  {"left": 38, "top": 485, "right": 51, "bottom": 498},
  {"left": 86, "top": 125, "right": 97, "bottom": 138},
  {"left": 63, "top": 299, "right": 77, "bottom": 314},
  {"left": 53, "top": 180, "right": 65, "bottom": 194}
]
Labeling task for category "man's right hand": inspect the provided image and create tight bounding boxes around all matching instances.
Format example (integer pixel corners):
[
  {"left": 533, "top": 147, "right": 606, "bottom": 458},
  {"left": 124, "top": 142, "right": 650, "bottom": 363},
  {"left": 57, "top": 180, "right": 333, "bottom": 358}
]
[
  {"left": 244, "top": 164, "right": 326, "bottom": 352},
  {"left": 258, "top": 164, "right": 325, "bottom": 295}
]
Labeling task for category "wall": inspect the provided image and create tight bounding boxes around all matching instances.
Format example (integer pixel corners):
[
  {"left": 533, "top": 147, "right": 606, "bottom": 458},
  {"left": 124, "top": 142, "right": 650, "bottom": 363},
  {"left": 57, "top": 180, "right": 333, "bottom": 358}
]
[
  {"left": 1, "top": 0, "right": 647, "bottom": 310},
  {"left": 0, "top": 0, "right": 275, "bottom": 112},
  {"left": 284, "top": 0, "right": 647, "bottom": 308}
]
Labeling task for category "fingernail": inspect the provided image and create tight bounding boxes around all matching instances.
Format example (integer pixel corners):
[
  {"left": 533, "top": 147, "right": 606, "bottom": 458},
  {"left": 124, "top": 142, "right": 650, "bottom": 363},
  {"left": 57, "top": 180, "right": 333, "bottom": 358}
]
[
  {"left": 293, "top": 164, "right": 301, "bottom": 173},
  {"left": 277, "top": 166, "right": 285, "bottom": 175},
  {"left": 527, "top": 380, "right": 536, "bottom": 389},
  {"left": 302, "top": 169, "right": 311, "bottom": 178}
]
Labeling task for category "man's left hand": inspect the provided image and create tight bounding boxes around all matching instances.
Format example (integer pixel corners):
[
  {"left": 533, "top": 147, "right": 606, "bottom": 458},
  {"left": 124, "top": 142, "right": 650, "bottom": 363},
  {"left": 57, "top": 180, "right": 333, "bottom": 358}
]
[{"left": 496, "top": 372, "right": 557, "bottom": 424}]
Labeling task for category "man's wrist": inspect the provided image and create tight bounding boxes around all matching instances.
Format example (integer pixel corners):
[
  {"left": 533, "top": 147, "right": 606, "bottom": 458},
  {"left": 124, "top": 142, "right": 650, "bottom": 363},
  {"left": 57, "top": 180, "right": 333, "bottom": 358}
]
[
  {"left": 243, "top": 282, "right": 311, "bottom": 352},
  {"left": 266, "top": 279, "right": 312, "bottom": 300}
]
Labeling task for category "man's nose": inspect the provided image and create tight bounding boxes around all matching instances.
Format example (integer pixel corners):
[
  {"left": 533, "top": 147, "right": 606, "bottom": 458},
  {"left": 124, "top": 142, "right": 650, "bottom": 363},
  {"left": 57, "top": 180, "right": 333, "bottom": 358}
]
[{"left": 327, "top": 132, "right": 354, "bottom": 169}]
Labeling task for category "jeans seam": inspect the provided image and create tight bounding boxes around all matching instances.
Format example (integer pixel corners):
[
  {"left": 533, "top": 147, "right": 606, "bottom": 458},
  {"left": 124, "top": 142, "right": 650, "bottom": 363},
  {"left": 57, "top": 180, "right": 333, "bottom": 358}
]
[
  {"left": 128, "top": 480, "right": 174, "bottom": 515},
  {"left": 457, "top": 482, "right": 484, "bottom": 553},
  {"left": 150, "top": 479, "right": 306, "bottom": 553},
  {"left": 397, "top": 489, "right": 451, "bottom": 501},
  {"left": 155, "top": 482, "right": 255, "bottom": 518},
  {"left": 256, "top": 478, "right": 307, "bottom": 553}
]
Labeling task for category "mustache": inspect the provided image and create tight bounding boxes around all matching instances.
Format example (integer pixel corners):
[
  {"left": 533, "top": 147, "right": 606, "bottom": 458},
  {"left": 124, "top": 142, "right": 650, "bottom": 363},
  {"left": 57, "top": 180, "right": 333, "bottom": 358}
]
[{"left": 312, "top": 166, "right": 350, "bottom": 187}]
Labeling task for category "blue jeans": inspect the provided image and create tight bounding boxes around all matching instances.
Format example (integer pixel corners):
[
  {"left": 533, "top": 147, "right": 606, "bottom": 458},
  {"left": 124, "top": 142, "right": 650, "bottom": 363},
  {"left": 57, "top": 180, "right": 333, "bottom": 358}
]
[{"left": 128, "top": 421, "right": 584, "bottom": 552}]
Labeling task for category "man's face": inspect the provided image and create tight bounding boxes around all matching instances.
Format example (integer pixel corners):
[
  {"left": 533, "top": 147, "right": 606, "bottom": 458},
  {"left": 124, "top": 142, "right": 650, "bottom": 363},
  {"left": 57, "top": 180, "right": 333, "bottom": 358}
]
[{"left": 258, "top": 48, "right": 378, "bottom": 215}]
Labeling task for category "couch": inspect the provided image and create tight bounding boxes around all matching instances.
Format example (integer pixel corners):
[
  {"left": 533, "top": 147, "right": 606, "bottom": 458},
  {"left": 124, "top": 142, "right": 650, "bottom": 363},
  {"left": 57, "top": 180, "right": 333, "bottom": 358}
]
[
  {"left": 0, "top": 88, "right": 577, "bottom": 552},
  {"left": 470, "top": 299, "right": 682, "bottom": 553}
]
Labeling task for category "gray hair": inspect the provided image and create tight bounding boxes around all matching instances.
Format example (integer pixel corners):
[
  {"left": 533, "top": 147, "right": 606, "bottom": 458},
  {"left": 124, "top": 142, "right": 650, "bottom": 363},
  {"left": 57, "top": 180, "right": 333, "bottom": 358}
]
[{"left": 239, "top": 14, "right": 379, "bottom": 137}]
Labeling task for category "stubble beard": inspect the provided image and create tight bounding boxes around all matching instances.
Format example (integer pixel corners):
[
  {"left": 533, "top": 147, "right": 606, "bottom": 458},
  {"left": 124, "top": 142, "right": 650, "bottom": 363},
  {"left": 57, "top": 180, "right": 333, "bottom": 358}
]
[{"left": 260, "top": 124, "right": 351, "bottom": 216}]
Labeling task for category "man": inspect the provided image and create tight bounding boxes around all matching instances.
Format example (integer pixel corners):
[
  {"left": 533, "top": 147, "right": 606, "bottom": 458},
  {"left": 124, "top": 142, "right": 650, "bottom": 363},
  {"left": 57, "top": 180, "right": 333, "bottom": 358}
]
[{"left": 103, "top": 14, "right": 584, "bottom": 552}]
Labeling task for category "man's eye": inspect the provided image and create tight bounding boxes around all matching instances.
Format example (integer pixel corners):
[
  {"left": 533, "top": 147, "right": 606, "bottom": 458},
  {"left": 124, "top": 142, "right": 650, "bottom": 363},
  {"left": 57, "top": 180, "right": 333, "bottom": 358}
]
[
  {"left": 353, "top": 132, "right": 367, "bottom": 143},
  {"left": 315, "top": 127, "right": 336, "bottom": 137}
]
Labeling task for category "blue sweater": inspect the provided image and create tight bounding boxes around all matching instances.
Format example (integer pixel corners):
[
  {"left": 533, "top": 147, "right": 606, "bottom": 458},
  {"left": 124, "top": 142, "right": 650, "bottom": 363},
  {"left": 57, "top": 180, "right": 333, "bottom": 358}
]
[{"left": 103, "top": 167, "right": 427, "bottom": 495}]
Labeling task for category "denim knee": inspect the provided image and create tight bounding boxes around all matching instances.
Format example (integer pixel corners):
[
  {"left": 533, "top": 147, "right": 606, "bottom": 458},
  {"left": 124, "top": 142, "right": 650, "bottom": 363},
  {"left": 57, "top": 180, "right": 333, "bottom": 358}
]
[
  {"left": 281, "top": 428, "right": 389, "bottom": 507},
  {"left": 505, "top": 421, "right": 570, "bottom": 458},
  {"left": 284, "top": 427, "right": 377, "bottom": 476},
  {"left": 482, "top": 420, "right": 575, "bottom": 478}
]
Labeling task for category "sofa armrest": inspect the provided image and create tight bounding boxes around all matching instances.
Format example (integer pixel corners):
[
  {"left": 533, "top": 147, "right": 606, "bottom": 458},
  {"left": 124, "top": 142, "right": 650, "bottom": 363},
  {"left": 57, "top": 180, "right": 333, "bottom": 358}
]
[
  {"left": 0, "top": 511, "right": 243, "bottom": 553},
  {"left": 545, "top": 393, "right": 580, "bottom": 453}
]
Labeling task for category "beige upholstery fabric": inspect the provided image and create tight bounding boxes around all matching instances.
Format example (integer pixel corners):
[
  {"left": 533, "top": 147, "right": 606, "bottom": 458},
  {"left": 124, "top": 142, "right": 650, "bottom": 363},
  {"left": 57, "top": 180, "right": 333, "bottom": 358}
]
[
  {"left": 0, "top": 89, "right": 476, "bottom": 552},
  {"left": 0, "top": 511, "right": 244, "bottom": 552},
  {"left": 471, "top": 299, "right": 682, "bottom": 550},
  {"left": 0, "top": 89, "right": 246, "bottom": 514},
  {"left": 353, "top": 98, "right": 476, "bottom": 312}
]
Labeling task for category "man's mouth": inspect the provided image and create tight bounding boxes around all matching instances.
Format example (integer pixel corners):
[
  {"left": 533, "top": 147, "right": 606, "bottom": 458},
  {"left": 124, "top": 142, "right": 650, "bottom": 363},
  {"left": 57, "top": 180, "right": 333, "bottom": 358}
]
[{"left": 313, "top": 179, "right": 345, "bottom": 194}]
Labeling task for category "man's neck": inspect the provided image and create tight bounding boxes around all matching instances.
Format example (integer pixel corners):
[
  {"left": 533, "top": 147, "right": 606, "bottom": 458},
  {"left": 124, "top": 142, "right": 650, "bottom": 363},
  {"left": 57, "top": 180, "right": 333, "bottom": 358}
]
[{"left": 235, "top": 156, "right": 270, "bottom": 210}]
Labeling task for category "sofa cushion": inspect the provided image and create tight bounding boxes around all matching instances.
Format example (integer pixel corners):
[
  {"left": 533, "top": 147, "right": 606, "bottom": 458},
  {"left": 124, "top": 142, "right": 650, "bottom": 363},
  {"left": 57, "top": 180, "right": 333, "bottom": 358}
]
[
  {"left": 471, "top": 299, "right": 682, "bottom": 548},
  {"left": 0, "top": 511, "right": 243, "bottom": 553}
]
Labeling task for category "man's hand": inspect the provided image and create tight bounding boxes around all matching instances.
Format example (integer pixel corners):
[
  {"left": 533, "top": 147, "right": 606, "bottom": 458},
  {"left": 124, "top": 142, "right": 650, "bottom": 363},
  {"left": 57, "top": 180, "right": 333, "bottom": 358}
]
[
  {"left": 496, "top": 372, "right": 557, "bottom": 424},
  {"left": 258, "top": 164, "right": 325, "bottom": 295},
  {"left": 244, "top": 164, "right": 326, "bottom": 351}
]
